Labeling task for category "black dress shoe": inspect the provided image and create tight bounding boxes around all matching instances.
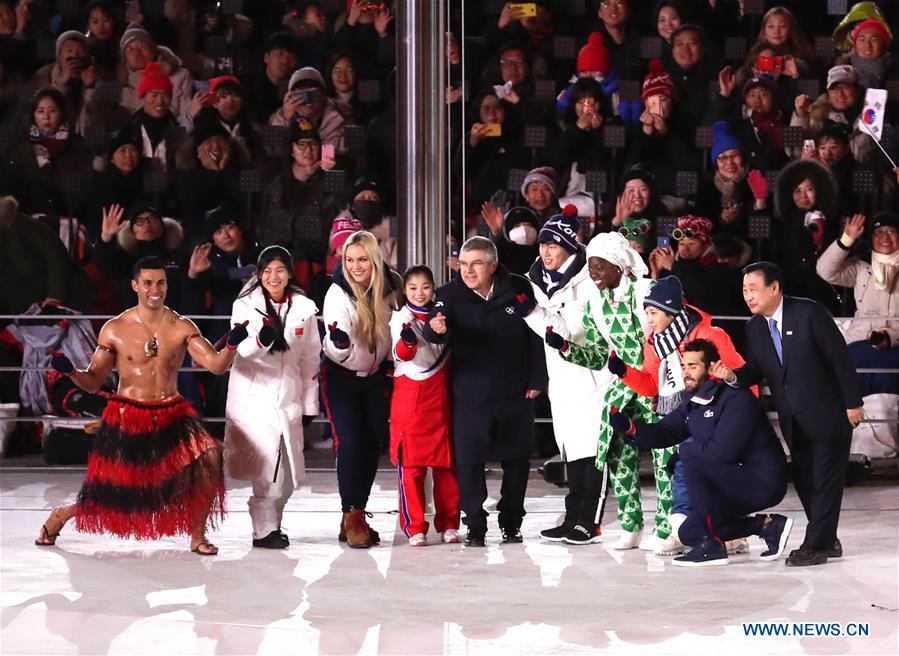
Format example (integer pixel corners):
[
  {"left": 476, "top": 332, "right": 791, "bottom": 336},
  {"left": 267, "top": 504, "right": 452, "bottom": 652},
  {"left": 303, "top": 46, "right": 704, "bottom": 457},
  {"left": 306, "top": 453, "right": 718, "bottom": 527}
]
[
  {"left": 827, "top": 539, "right": 842, "bottom": 558},
  {"left": 501, "top": 527, "right": 523, "bottom": 543},
  {"left": 785, "top": 545, "right": 828, "bottom": 567},
  {"left": 464, "top": 531, "right": 486, "bottom": 547},
  {"left": 253, "top": 530, "right": 289, "bottom": 549}
]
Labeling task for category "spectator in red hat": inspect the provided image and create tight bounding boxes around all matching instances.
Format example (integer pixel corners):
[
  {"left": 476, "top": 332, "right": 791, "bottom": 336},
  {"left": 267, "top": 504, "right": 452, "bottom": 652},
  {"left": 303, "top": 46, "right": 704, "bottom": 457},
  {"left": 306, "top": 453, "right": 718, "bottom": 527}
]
[
  {"left": 650, "top": 215, "right": 727, "bottom": 313},
  {"left": 119, "top": 26, "right": 194, "bottom": 122},
  {"left": 836, "top": 17, "right": 896, "bottom": 89},
  {"left": 554, "top": 32, "right": 619, "bottom": 127},
  {"left": 190, "top": 78, "right": 263, "bottom": 166},
  {"left": 627, "top": 60, "right": 700, "bottom": 197},
  {"left": 128, "top": 61, "right": 179, "bottom": 172},
  {"left": 552, "top": 77, "right": 620, "bottom": 198},
  {"left": 728, "top": 42, "right": 802, "bottom": 124}
]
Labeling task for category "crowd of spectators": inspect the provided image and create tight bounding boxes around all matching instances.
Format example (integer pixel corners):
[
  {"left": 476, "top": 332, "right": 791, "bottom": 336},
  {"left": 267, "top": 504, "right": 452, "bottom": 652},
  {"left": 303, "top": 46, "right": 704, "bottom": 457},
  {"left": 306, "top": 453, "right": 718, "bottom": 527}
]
[{"left": 0, "top": 0, "right": 897, "bottom": 433}]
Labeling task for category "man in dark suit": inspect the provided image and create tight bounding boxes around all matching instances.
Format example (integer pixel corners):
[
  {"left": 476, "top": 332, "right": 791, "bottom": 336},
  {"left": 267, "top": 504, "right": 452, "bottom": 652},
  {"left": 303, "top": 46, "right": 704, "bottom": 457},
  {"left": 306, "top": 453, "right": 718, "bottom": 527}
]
[
  {"left": 711, "top": 261, "right": 864, "bottom": 567},
  {"left": 423, "top": 237, "right": 547, "bottom": 547}
]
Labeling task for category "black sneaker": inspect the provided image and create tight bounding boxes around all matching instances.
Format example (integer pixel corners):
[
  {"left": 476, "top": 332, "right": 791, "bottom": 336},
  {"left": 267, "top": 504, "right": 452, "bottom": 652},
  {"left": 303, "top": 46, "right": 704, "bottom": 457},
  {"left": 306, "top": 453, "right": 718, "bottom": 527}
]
[
  {"left": 539, "top": 523, "right": 574, "bottom": 542},
  {"left": 464, "top": 530, "right": 486, "bottom": 547},
  {"left": 827, "top": 539, "right": 842, "bottom": 559},
  {"left": 759, "top": 514, "right": 793, "bottom": 562},
  {"left": 672, "top": 537, "right": 729, "bottom": 567},
  {"left": 253, "top": 530, "right": 289, "bottom": 549},
  {"left": 501, "top": 527, "right": 523, "bottom": 544},
  {"left": 561, "top": 524, "right": 603, "bottom": 545}
]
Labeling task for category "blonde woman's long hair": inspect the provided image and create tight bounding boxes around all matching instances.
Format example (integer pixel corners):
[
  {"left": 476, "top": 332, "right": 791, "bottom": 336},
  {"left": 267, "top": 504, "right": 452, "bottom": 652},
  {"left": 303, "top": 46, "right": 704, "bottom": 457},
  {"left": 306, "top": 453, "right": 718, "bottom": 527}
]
[{"left": 342, "top": 230, "right": 389, "bottom": 352}]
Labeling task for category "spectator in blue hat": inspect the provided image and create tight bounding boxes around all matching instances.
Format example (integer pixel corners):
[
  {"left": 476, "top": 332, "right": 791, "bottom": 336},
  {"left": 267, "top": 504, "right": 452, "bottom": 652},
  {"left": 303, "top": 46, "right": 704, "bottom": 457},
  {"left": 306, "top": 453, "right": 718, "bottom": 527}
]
[{"left": 695, "top": 121, "right": 770, "bottom": 242}]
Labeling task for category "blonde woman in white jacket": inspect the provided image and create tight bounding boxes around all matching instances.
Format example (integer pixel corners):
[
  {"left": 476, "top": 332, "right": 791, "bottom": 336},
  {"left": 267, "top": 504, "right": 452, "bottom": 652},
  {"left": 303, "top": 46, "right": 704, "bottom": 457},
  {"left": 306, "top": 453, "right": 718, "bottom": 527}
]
[
  {"left": 225, "top": 246, "right": 322, "bottom": 549},
  {"left": 321, "top": 231, "right": 403, "bottom": 549}
]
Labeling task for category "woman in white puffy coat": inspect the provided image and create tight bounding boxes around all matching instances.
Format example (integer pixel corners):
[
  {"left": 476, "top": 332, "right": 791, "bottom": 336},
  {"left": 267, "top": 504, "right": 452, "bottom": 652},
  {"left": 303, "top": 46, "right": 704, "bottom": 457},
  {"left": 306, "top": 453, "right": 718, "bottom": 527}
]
[
  {"left": 522, "top": 206, "right": 613, "bottom": 545},
  {"left": 225, "top": 246, "right": 322, "bottom": 549}
]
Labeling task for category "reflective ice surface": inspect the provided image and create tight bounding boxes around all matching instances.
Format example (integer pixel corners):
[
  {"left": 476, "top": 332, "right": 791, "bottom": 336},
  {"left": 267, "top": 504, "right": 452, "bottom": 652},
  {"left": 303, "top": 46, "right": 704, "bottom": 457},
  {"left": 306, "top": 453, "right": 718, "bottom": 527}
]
[{"left": 2, "top": 468, "right": 896, "bottom": 655}]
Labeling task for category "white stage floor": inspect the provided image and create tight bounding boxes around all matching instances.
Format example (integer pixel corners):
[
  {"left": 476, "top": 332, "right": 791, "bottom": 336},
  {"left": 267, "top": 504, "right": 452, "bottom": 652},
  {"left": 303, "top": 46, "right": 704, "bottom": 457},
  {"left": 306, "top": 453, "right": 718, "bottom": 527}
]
[{"left": 1, "top": 467, "right": 896, "bottom": 656}]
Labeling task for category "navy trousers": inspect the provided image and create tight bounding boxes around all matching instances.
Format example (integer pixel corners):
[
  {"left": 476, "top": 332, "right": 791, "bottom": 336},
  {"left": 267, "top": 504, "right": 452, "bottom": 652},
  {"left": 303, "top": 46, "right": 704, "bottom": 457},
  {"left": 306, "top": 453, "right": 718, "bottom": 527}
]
[{"left": 321, "top": 360, "right": 392, "bottom": 512}]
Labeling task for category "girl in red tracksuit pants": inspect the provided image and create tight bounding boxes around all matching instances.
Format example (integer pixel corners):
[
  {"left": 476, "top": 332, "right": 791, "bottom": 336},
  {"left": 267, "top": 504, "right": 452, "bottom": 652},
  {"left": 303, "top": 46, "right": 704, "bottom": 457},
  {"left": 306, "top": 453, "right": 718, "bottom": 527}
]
[{"left": 389, "top": 266, "right": 460, "bottom": 546}]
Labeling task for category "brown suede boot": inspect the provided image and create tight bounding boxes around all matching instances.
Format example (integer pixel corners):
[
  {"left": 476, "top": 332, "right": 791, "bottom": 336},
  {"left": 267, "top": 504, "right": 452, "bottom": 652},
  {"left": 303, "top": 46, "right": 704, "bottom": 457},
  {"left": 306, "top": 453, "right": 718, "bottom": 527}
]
[
  {"left": 339, "top": 510, "right": 380, "bottom": 544},
  {"left": 343, "top": 509, "right": 372, "bottom": 549}
]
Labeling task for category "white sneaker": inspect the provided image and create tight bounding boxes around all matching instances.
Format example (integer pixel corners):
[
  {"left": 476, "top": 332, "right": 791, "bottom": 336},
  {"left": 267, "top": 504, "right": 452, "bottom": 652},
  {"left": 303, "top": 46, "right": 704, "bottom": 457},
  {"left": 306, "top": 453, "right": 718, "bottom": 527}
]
[
  {"left": 652, "top": 535, "right": 685, "bottom": 556},
  {"left": 441, "top": 529, "right": 460, "bottom": 544},
  {"left": 668, "top": 512, "right": 688, "bottom": 537},
  {"left": 638, "top": 533, "right": 657, "bottom": 551},
  {"left": 408, "top": 533, "right": 428, "bottom": 547},
  {"left": 613, "top": 528, "right": 643, "bottom": 550},
  {"left": 726, "top": 538, "right": 749, "bottom": 555}
]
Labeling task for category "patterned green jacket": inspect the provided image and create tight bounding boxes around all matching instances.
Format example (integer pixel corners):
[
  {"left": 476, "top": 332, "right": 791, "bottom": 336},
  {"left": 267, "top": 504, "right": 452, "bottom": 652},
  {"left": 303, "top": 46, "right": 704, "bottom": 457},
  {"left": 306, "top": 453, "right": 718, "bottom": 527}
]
[{"left": 562, "top": 276, "right": 657, "bottom": 466}]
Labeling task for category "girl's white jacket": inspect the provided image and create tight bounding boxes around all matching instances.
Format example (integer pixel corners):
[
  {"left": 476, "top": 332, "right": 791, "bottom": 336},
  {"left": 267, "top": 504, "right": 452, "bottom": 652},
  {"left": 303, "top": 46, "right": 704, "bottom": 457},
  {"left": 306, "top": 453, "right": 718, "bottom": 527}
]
[
  {"left": 389, "top": 306, "right": 448, "bottom": 381},
  {"left": 224, "top": 285, "right": 322, "bottom": 487}
]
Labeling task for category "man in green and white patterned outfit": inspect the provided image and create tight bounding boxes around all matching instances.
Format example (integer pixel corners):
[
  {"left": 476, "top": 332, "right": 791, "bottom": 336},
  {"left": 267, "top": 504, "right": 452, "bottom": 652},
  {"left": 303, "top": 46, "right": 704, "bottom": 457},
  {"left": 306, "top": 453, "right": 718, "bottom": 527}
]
[{"left": 545, "top": 232, "right": 676, "bottom": 550}]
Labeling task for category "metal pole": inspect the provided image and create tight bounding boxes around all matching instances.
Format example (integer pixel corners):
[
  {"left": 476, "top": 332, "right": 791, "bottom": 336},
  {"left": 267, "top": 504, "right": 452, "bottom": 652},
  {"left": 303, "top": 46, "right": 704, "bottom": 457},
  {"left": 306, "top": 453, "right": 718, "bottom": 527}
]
[{"left": 397, "top": 0, "right": 448, "bottom": 283}]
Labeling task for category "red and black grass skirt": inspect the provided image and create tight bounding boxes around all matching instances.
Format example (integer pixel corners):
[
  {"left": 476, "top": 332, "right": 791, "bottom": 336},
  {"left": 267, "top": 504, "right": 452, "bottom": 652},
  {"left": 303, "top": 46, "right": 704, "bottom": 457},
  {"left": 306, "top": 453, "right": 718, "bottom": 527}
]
[{"left": 74, "top": 395, "right": 226, "bottom": 539}]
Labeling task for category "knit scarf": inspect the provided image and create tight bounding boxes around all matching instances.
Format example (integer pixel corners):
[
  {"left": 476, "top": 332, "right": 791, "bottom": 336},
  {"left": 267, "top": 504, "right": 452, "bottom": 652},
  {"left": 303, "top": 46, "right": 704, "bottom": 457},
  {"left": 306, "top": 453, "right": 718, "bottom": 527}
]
[
  {"left": 653, "top": 307, "right": 699, "bottom": 415},
  {"left": 871, "top": 250, "right": 899, "bottom": 293},
  {"left": 713, "top": 168, "right": 746, "bottom": 207},
  {"left": 29, "top": 123, "right": 70, "bottom": 168},
  {"left": 850, "top": 52, "right": 888, "bottom": 88}
]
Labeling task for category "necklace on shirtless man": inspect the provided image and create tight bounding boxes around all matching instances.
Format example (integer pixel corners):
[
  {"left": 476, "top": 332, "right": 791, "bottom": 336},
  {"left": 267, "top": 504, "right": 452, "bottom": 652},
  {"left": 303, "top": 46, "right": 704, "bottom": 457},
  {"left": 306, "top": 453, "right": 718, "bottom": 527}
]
[{"left": 135, "top": 309, "right": 160, "bottom": 358}]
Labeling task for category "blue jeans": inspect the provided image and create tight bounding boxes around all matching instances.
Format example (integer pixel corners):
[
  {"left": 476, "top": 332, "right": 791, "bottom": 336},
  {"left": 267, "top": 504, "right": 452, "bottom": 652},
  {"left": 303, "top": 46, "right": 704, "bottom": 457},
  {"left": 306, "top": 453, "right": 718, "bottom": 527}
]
[{"left": 671, "top": 437, "right": 693, "bottom": 516}]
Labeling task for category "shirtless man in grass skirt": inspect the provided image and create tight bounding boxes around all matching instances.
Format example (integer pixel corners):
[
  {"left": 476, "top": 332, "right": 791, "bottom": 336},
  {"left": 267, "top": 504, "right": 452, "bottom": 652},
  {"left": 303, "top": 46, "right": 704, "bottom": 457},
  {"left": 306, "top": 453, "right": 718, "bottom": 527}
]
[{"left": 34, "top": 255, "right": 252, "bottom": 555}]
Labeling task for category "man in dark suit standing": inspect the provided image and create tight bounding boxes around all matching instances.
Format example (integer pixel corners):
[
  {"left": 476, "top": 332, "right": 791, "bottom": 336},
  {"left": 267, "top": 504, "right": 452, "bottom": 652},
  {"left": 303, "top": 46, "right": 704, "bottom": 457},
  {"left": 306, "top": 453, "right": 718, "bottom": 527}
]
[
  {"left": 423, "top": 237, "right": 548, "bottom": 547},
  {"left": 711, "top": 261, "right": 864, "bottom": 567}
]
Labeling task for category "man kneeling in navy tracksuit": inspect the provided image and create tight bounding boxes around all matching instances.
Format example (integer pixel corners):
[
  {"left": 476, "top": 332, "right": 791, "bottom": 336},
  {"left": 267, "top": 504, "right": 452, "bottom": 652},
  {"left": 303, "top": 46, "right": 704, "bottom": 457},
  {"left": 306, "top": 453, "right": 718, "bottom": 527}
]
[{"left": 610, "top": 338, "right": 794, "bottom": 567}]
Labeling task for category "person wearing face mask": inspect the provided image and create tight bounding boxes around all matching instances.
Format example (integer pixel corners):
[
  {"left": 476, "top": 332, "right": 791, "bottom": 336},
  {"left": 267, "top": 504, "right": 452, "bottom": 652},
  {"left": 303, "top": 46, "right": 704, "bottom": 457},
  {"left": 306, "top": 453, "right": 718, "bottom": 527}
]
[
  {"left": 347, "top": 177, "right": 396, "bottom": 269},
  {"left": 491, "top": 206, "right": 540, "bottom": 276},
  {"left": 258, "top": 117, "right": 340, "bottom": 307},
  {"left": 817, "top": 212, "right": 899, "bottom": 404},
  {"left": 321, "top": 230, "right": 403, "bottom": 549},
  {"left": 545, "top": 232, "right": 675, "bottom": 552},
  {"left": 522, "top": 205, "right": 611, "bottom": 545},
  {"left": 225, "top": 246, "right": 322, "bottom": 549},
  {"left": 773, "top": 159, "right": 843, "bottom": 315}
]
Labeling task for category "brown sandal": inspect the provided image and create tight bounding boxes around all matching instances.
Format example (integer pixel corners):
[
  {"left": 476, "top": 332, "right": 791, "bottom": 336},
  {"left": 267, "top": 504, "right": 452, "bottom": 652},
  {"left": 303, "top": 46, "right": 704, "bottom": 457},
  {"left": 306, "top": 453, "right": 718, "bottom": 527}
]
[
  {"left": 190, "top": 541, "right": 218, "bottom": 556},
  {"left": 35, "top": 509, "right": 65, "bottom": 546}
]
